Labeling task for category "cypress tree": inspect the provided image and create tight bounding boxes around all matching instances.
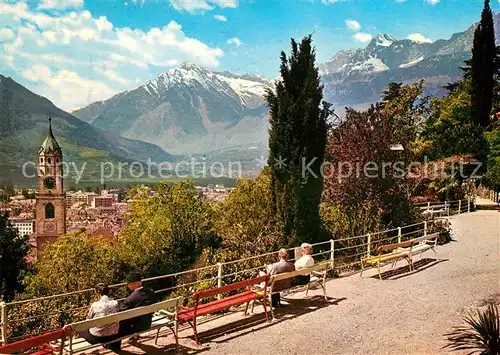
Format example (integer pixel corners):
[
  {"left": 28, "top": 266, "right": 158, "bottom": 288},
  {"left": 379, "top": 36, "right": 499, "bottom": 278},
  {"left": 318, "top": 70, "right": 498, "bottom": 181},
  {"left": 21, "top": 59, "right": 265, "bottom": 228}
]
[
  {"left": 471, "top": 0, "right": 496, "bottom": 129},
  {"left": 266, "top": 35, "right": 332, "bottom": 247}
]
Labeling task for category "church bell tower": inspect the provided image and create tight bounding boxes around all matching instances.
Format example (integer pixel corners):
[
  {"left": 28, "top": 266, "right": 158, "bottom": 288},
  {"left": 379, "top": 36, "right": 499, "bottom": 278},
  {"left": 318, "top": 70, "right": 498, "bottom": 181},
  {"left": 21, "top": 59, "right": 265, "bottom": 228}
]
[{"left": 35, "top": 117, "right": 66, "bottom": 256}]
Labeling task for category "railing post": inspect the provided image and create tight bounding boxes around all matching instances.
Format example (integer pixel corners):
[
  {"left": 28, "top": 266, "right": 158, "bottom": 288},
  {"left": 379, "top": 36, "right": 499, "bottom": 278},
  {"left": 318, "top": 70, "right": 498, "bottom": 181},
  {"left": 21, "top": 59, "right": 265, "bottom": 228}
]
[
  {"left": 330, "top": 239, "right": 335, "bottom": 265},
  {"left": 397, "top": 227, "right": 402, "bottom": 243},
  {"left": 217, "top": 262, "right": 222, "bottom": 300},
  {"left": 427, "top": 201, "right": 430, "bottom": 209},
  {"left": 458, "top": 200, "right": 461, "bottom": 214},
  {"left": 467, "top": 198, "right": 470, "bottom": 213},
  {"left": 424, "top": 221, "right": 428, "bottom": 237},
  {"left": 1, "top": 302, "right": 7, "bottom": 345},
  {"left": 367, "top": 233, "right": 371, "bottom": 257}
]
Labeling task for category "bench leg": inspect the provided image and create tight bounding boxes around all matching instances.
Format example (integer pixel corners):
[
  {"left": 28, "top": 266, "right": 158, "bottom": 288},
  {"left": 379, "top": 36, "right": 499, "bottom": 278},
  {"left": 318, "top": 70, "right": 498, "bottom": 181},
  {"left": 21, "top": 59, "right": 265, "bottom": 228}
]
[
  {"left": 154, "top": 327, "right": 161, "bottom": 345},
  {"left": 305, "top": 283, "right": 310, "bottom": 297},
  {"left": 193, "top": 318, "right": 200, "bottom": 346},
  {"left": 360, "top": 260, "right": 365, "bottom": 277},
  {"left": 269, "top": 294, "right": 275, "bottom": 321},
  {"left": 174, "top": 320, "right": 179, "bottom": 353},
  {"left": 244, "top": 301, "right": 250, "bottom": 315},
  {"left": 377, "top": 261, "right": 382, "bottom": 280},
  {"left": 432, "top": 247, "right": 438, "bottom": 261},
  {"left": 262, "top": 296, "right": 269, "bottom": 323},
  {"left": 321, "top": 282, "right": 327, "bottom": 300}
]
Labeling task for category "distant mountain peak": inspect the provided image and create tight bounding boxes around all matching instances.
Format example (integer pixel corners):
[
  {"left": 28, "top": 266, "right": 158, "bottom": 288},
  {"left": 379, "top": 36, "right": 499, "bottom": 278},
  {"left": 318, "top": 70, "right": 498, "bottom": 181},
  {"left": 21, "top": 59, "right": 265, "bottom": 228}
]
[{"left": 369, "top": 34, "right": 397, "bottom": 48}]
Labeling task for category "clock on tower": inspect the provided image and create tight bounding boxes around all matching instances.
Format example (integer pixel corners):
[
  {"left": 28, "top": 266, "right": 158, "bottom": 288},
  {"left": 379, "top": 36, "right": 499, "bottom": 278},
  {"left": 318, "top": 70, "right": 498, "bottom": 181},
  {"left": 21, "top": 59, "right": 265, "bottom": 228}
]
[{"left": 35, "top": 116, "right": 66, "bottom": 257}]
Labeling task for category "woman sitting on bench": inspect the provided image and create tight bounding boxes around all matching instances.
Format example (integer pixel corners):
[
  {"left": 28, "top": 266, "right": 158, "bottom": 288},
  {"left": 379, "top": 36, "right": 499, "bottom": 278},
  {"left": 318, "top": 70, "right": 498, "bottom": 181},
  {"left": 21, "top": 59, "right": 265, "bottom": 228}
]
[
  {"left": 293, "top": 243, "right": 315, "bottom": 285},
  {"left": 79, "top": 284, "right": 120, "bottom": 349}
]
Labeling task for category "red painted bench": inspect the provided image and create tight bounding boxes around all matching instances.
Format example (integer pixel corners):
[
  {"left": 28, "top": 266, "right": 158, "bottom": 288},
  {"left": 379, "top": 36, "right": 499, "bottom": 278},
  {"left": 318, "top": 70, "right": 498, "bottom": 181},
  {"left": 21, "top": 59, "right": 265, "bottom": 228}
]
[
  {"left": 0, "top": 328, "right": 70, "bottom": 354},
  {"left": 178, "top": 274, "right": 269, "bottom": 345}
]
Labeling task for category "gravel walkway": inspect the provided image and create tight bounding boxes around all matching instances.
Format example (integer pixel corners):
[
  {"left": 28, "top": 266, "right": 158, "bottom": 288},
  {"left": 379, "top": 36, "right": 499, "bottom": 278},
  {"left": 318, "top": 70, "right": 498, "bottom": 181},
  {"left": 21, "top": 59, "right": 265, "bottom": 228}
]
[{"left": 110, "top": 210, "right": 500, "bottom": 355}]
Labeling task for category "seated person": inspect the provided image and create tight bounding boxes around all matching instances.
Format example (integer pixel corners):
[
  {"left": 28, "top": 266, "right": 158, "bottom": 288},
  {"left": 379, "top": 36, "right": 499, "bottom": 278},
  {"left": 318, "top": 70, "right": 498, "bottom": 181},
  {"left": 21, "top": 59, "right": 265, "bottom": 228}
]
[
  {"left": 293, "top": 243, "right": 315, "bottom": 286},
  {"left": 108, "top": 271, "right": 157, "bottom": 351},
  {"left": 79, "top": 284, "right": 119, "bottom": 346},
  {"left": 268, "top": 248, "right": 295, "bottom": 307}
]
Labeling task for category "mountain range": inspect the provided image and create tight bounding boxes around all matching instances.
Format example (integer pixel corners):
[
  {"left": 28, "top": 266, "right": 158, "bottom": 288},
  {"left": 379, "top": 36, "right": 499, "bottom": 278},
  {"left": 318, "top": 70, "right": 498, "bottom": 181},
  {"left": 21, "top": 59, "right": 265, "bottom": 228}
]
[
  {"left": 3, "top": 13, "right": 499, "bottom": 182},
  {"left": 74, "top": 14, "right": 500, "bottom": 160},
  {"left": 0, "top": 75, "right": 172, "bottom": 184}
]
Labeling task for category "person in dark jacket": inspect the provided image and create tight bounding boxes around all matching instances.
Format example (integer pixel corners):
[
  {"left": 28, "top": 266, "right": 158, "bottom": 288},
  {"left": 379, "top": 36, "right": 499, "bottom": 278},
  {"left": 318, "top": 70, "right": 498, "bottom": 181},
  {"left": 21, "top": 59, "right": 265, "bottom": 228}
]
[
  {"left": 268, "top": 248, "right": 295, "bottom": 307},
  {"left": 106, "top": 271, "right": 156, "bottom": 352}
]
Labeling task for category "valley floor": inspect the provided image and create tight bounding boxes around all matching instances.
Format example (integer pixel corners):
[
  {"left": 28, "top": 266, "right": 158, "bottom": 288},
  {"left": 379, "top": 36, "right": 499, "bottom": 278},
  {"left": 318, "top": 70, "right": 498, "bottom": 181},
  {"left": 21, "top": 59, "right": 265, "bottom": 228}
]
[{"left": 96, "top": 210, "right": 500, "bottom": 355}]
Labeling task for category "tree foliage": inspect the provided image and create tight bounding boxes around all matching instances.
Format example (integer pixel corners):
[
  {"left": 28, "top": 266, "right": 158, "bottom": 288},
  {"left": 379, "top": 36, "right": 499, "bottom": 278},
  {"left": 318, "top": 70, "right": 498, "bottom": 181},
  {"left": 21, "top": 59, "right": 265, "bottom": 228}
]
[
  {"left": 24, "top": 232, "right": 120, "bottom": 296},
  {"left": 118, "top": 181, "right": 219, "bottom": 278},
  {"left": 266, "top": 34, "right": 331, "bottom": 246},
  {"left": 422, "top": 78, "right": 488, "bottom": 162},
  {"left": 215, "top": 168, "right": 284, "bottom": 254},
  {"left": 0, "top": 213, "right": 29, "bottom": 301}
]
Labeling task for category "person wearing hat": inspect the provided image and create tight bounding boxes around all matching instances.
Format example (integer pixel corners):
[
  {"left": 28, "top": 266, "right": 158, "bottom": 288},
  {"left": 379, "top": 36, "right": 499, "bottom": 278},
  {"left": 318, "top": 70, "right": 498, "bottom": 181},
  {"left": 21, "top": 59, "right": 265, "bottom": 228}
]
[
  {"left": 110, "top": 271, "right": 156, "bottom": 350},
  {"left": 293, "top": 243, "right": 315, "bottom": 285}
]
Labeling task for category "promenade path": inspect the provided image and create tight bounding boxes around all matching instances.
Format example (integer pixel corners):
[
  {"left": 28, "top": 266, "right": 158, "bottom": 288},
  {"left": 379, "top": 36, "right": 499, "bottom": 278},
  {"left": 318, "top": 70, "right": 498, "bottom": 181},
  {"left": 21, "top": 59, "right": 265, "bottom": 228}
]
[{"left": 105, "top": 210, "right": 500, "bottom": 355}]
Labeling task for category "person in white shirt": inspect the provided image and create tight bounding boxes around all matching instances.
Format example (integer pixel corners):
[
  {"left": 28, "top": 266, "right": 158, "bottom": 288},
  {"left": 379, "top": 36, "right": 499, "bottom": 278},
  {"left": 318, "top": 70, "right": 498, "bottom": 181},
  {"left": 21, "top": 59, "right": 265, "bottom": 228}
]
[
  {"left": 79, "top": 284, "right": 119, "bottom": 347},
  {"left": 293, "top": 243, "right": 315, "bottom": 285}
]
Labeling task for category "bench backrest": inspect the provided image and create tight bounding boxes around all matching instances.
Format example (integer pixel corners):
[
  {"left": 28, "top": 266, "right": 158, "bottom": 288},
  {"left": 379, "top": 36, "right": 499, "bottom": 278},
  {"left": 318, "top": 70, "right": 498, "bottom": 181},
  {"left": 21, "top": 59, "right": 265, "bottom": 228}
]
[
  {"left": 0, "top": 328, "right": 70, "bottom": 354},
  {"left": 377, "top": 240, "right": 412, "bottom": 254},
  {"left": 67, "top": 296, "right": 184, "bottom": 333},
  {"left": 194, "top": 274, "right": 268, "bottom": 300},
  {"left": 376, "top": 232, "right": 440, "bottom": 254},
  {"left": 408, "top": 232, "right": 439, "bottom": 245},
  {"left": 270, "top": 261, "right": 331, "bottom": 284}
]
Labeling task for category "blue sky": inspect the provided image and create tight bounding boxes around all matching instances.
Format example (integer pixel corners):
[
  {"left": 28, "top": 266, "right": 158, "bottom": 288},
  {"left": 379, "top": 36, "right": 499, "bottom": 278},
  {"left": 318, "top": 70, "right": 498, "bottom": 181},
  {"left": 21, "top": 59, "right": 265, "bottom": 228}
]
[{"left": 1, "top": 0, "right": 498, "bottom": 109}]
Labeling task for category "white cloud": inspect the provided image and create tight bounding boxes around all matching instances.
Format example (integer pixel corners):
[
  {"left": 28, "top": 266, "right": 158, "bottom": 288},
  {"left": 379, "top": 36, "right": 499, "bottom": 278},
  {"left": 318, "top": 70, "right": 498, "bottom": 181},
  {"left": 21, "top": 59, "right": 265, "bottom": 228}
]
[
  {"left": 321, "top": 0, "right": 344, "bottom": 4},
  {"left": 22, "top": 64, "right": 116, "bottom": 109},
  {"left": 38, "top": 0, "right": 84, "bottom": 10},
  {"left": 407, "top": 33, "right": 433, "bottom": 43},
  {"left": 214, "top": 14, "right": 227, "bottom": 22},
  {"left": 2, "top": 2, "right": 224, "bottom": 109},
  {"left": 169, "top": 0, "right": 237, "bottom": 13},
  {"left": 0, "top": 28, "right": 16, "bottom": 41},
  {"left": 345, "top": 19, "right": 361, "bottom": 32},
  {"left": 353, "top": 32, "right": 372, "bottom": 43},
  {"left": 395, "top": 0, "right": 407, "bottom": 2},
  {"left": 227, "top": 37, "right": 241, "bottom": 47},
  {"left": 425, "top": 0, "right": 439, "bottom": 4}
]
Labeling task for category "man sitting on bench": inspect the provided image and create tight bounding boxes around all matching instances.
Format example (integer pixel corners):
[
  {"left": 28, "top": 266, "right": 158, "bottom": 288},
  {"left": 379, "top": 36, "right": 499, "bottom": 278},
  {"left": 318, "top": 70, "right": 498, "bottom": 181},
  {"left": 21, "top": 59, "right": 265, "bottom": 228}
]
[
  {"left": 268, "top": 248, "right": 295, "bottom": 307},
  {"left": 79, "top": 284, "right": 120, "bottom": 350},
  {"left": 293, "top": 243, "right": 315, "bottom": 286},
  {"left": 108, "top": 271, "right": 156, "bottom": 351}
]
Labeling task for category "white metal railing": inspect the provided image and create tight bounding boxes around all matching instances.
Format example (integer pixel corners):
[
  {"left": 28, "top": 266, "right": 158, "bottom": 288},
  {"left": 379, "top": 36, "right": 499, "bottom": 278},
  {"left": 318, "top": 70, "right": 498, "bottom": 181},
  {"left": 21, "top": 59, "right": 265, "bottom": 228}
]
[{"left": 0, "top": 199, "right": 472, "bottom": 344}]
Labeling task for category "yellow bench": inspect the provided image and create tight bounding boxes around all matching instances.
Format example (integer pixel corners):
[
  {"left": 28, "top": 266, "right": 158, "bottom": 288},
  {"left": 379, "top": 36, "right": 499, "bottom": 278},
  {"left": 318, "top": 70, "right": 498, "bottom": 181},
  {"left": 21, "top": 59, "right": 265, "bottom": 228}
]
[
  {"left": 360, "top": 240, "right": 413, "bottom": 280},
  {"left": 360, "top": 232, "right": 441, "bottom": 280}
]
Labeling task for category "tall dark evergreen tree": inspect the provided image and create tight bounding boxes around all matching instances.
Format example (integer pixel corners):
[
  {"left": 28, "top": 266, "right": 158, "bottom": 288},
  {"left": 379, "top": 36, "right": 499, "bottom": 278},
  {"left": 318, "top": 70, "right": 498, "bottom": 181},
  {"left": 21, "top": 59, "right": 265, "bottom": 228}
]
[
  {"left": 471, "top": 0, "right": 496, "bottom": 129},
  {"left": 266, "top": 35, "right": 332, "bottom": 247},
  {"left": 0, "top": 213, "right": 29, "bottom": 301}
]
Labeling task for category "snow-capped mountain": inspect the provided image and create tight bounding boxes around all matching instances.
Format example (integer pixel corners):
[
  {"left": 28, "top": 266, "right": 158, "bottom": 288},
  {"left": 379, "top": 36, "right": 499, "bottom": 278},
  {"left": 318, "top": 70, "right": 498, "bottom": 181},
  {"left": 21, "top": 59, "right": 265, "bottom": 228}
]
[
  {"left": 319, "top": 14, "right": 500, "bottom": 110},
  {"left": 74, "top": 62, "right": 273, "bottom": 155},
  {"left": 75, "top": 13, "right": 500, "bottom": 161}
]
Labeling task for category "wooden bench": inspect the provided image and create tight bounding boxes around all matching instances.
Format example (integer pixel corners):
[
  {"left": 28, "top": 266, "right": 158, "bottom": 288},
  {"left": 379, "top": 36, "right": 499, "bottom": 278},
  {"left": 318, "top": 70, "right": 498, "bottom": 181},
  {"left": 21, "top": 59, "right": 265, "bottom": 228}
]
[
  {"left": 395, "top": 233, "right": 440, "bottom": 262},
  {"left": 360, "top": 240, "right": 413, "bottom": 280},
  {"left": 251, "top": 261, "right": 332, "bottom": 320},
  {"left": 0, "top": 328, "right": 71, "bottom": 355},
  {"left": 361, "top": 232, "right": 441, "bottom": 280},
  {"left": 63, "top": 297, "right": 183, "bottom": 354},
  {"left": 178, "top": 274, "right": 269, "bottom": 345}
]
